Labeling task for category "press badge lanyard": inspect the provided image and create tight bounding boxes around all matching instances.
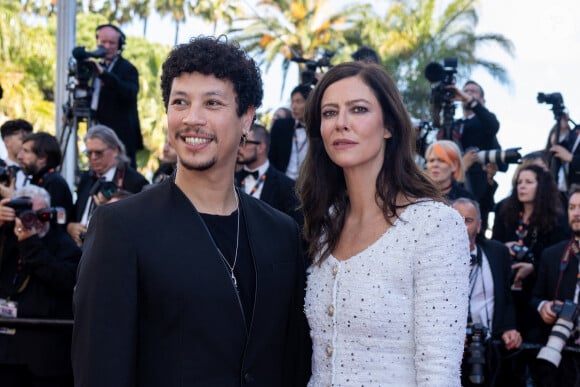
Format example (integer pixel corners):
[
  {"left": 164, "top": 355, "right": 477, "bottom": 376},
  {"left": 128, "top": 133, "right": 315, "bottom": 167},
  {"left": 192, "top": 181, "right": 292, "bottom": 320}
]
[
  {"left": 241, "top": 174, "right": 267, "bottom": 197},
  {"left": 554, "top": 239, "right": 580, "bottom": 303}
]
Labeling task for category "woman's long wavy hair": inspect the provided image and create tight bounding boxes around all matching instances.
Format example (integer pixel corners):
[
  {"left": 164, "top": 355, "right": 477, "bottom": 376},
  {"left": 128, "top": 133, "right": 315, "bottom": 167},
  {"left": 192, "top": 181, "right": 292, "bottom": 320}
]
[
  {"left": 498, "top": 164, "right": 562, "bottom": 234},
  {"left": 296, "top": 61, "right": 443, "bottom": 264}
]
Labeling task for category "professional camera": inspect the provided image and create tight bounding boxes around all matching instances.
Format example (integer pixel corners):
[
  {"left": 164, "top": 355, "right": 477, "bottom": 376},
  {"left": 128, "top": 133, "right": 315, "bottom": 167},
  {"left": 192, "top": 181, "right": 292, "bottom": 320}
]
[
  {"left": 290, "top": 50, "right": 334, "bottom": 87},
  {"left": 0, "top": 162, "right": 20, "bottom": 185},
  {"left": 466, "top": 322, "right": 489, "bottom": 384},
  {"left": 537, "top": 300, "right": 580, "bottom": 367},
  {"left": 537, "top": 92, "right": 566, "bottom": 122},
  {"left": 4, "top": 196, "right": 66, "bottom": 229},
  {"left": 88, "top": 180, "right": 118, "bottom": 201},
  {"left": 474, "top": 147, "right": 522, "bottom": 166},
  {"left": 424, "top": 58, "right": 458, "bottom": 138},
  {"left": 65, "top": 45, "right": 106, "bottom": 120},
  {"left": 510, "top": 244, "right": 531, "bottom": 261}
]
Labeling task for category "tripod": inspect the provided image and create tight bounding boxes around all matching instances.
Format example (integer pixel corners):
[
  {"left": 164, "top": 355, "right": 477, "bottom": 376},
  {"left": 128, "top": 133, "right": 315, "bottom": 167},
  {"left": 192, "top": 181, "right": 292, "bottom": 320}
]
[{"left": 58, "top": 78, "right": 96, "bottom": 176}]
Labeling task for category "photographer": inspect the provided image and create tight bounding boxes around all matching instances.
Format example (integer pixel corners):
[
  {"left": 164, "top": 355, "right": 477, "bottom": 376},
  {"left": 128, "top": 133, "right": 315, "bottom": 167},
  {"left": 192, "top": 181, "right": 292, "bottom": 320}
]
[
  {"left": 545, "top": 111, "right": 580, "bottom": 195},
  {"left": 530, "top": 187, "right": 580, "bottom": 386},
  {"left": 66, "top": 125, "right": 148, "bottom": 246},
  {"left": 0, "top": 185, "right": 81, "bottom": 387},
  {"left": 17, "top": 132, "right": 73, "bottom": 219},
  {"left": 448, "top": 81, "right": 503, "bottom": 231},
  {"left": 453, "top": 198, "right": 522, "bottom": 386},
  {"left": 88, "top": 24, "right": 142, "bottom": 167},
  {"left": 0, "top": 119, "right": 33, "bottom": 198}
]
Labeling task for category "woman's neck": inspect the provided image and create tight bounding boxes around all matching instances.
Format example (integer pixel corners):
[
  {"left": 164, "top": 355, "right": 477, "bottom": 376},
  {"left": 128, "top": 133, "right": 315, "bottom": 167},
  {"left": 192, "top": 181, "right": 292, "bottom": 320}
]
[
  {"left": 438, "top": 179, "right": 453, "bottom": 194},
  {"left": 522, "top": 202, "right": 534, "bottom": 220}
]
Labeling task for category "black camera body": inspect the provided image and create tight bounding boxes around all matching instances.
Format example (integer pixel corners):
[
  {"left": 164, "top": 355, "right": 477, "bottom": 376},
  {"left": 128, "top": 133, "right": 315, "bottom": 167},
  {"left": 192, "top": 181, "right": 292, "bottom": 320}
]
[
  {"left": 424, "top": 58, "right": 458, "bottom": 138},
  {"left": 5, "top": 196, "right": 66, "bottom": 229},
  {"left": 466, "top": 322, "right": 489, "bottom": 384},
  {"left": 0, "top": 163, "right": 20, "bottom": 185},
  {"left": 88, "top": 180, "right": 118, "bottom": 201},
  {"left": 510, "top": 244, "right": 531, "bottom": 261},
  {"left": 537, "top": 300, "right": 580, "bottom": 367},
  {"left": 537, "top": 91, "right": 566, "bottom": 122},
  {"left": 290, "top": 50, "right": 334, "bottom": 87},
  {"left": 66, "top": 45, "right": 106, "bottom": 119}
]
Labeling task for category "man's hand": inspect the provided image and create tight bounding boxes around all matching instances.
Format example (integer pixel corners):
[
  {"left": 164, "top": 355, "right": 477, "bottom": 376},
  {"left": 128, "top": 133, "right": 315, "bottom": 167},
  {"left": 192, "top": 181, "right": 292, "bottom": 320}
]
[
  {"left": 0, "top": 175, "right": 16, "bottom": 199},
  {"left": 483, "top": 163, "right": 498, "bottom": 185},
  {"left": 550, "top": 144, "right": 573, "bottom": 163},
  {"left": 462, "top": 148, "right": 479, "bottom": 170},
  {"left": 0, "top": 197, "right": 15, "bottom": 227},
  {"left": 67, "top": 222, "right": 87, "bottom": 246},
  {"left": 502, "top": 329, "right": 522, "bottom": 350},
  {"left": 539, "top": 300, "right": 562, "bottom": 325},
  {"left": 14, "top": 217, "right": 37, "bottom": 241},
  {"left": 512, "top": 262, "right": 534, "bottom": 284}
]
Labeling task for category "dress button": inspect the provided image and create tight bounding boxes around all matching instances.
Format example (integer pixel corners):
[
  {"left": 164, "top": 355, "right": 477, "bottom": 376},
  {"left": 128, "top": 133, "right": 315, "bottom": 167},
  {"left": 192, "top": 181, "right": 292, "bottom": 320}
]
[
  {"left": 332, "top": 264, "right": 339, "bottom": 276},
  {"left": 326, "top": 344, "right": 333, "bottom": 357},
  {"left": 327, "top": 305, "right": 334, "bottom": 316}
]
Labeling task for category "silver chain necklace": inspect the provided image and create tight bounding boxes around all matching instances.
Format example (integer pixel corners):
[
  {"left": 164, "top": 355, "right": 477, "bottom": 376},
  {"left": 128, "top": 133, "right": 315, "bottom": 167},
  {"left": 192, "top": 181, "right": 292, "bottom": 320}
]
[{"left": 215, "top": 190, "right": 240, "bottom": 288}]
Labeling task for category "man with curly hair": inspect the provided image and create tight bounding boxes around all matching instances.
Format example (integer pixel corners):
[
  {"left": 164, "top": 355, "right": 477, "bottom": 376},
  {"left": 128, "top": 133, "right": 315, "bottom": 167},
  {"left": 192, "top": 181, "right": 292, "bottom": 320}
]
[{"left": 72, "top": 36, "right": 311, "bottom": 387}]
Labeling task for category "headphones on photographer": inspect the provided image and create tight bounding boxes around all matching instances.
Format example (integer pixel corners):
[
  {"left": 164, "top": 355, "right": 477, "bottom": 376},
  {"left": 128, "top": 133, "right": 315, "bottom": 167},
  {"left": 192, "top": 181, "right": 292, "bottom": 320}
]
[{"left": 95, "top": 24, "right": 126, "bottom": 51}]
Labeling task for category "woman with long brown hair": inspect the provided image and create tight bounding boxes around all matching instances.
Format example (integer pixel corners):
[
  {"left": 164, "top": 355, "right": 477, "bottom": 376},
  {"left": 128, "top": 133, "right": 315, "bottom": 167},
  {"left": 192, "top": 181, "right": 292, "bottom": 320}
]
[{"left": 297, "top": 61, "right": 470, "bottom": 386}]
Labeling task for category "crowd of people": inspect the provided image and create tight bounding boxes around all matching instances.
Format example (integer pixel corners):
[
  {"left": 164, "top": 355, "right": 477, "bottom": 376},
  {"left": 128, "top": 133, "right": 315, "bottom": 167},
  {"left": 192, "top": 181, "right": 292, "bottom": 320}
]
[{"left": 1, "top": 28, "right": 580, "bottom": 387}]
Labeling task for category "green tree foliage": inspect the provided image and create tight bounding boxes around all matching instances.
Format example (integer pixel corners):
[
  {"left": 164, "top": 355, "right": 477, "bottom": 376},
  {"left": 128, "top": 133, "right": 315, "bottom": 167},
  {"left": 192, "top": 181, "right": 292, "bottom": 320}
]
[
  {"left": 229, "top": 0, "right": 368, "bottom": 97},
  {"left": 348, "top": 0, "right": 514, "bottom": 119}
]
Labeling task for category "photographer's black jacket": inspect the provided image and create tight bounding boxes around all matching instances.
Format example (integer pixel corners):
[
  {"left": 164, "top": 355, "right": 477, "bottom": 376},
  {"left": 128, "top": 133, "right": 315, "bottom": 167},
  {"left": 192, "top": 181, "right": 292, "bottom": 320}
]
[
  {"left": 93, "top": 55, "right": 142, "bottom": 164},
  {"left": 530, "top": 239, "right": 579, "bottom": 344},
  {"left": 0, "top": 223, "right": 81, "bottom": 376}
]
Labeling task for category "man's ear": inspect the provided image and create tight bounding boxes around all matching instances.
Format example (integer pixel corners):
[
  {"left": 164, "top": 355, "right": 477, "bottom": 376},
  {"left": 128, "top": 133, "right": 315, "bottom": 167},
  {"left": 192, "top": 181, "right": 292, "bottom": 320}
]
[{"left": 242, "top": 106, "right": 256, "bottom": 137}]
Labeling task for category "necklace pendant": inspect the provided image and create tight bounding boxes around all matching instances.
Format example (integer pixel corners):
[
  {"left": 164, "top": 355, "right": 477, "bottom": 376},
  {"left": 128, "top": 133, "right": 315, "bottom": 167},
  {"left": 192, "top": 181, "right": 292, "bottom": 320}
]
[{"left": 231, "top": 273, "right": 238, "bottom": 288}]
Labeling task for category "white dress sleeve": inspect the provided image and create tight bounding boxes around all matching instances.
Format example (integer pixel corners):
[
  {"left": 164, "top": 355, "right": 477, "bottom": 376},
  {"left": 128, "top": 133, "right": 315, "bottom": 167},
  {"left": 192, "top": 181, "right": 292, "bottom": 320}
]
[{"left": 412, "top": 202, "right": 470, "bottom": 386}]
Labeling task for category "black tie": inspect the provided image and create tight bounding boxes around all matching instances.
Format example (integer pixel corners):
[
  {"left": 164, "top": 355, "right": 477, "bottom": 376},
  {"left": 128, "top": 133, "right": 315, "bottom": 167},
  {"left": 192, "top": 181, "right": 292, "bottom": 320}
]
[{"left": 239, "top": 169, "right": 259, "bottom": 181}]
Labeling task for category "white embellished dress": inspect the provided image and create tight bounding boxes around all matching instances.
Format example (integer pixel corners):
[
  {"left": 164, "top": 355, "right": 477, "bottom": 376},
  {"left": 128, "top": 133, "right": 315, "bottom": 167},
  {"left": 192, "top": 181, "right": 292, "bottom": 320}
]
[{"left": 305, "top": 200, "right": 470, "bottom": 386}]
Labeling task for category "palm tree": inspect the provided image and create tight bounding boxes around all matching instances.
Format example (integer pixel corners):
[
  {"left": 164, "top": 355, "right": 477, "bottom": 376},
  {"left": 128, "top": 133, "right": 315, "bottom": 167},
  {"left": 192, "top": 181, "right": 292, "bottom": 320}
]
[
  {"left": 155, "top": 0, "right": 190, "bottom": 45},
  {"left": 350, "top": 0, "right": 515, "bottom": 119},
  {"left": 191, "top": 0, "right": 242, "bottom": 35},
  {"left": 129, "top": 0, "right": 153, "bottom": 37},
  {"left": 230, "top": 0, "right": 369, "bottom": 96}
]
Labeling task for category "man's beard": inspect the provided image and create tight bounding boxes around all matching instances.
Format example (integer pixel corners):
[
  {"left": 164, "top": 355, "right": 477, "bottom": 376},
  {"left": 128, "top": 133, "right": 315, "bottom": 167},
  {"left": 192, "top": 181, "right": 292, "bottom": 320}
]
[
  {"left": 237, "top": 153, "right": 257, "bottom": 166},
  {"left": 21, "top": 163, "right": 37, "bottom": 176},
  {"left": 179, "top": 157, "right": 217, "bottom": 172}
]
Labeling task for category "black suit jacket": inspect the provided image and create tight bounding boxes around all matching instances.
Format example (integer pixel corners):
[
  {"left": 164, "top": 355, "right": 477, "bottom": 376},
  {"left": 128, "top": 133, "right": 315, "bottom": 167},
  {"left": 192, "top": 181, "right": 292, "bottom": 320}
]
[
  {"left": 70, "top": 164, "right": 148, "bottom": 223},
  {"left": 93, "top": 56, "right": 142, "bottom": 161},
  {"left": 268, "top": 118, "right": 295, "bottom": 174},
  {"left": 478, "top": 238, "right": 517, "bottom": 338},
  {"left": 530, "top": 239, "right": 577, "bottom": 343},
  {"left": 72, "top": 181, "right": 311, "bottom": 386},
  {"left": 236, "top": 165, "right": 303, "bottom": 227},
  {"left": 0, "top": 225, "right": 81, "bottom": 376}
]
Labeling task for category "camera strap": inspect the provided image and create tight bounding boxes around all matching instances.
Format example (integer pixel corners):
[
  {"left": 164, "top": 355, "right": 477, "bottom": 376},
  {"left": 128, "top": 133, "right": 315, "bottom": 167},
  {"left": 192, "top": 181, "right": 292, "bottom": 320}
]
[{"left": 554, "top": 239, "right": 580, "bottom": 301}]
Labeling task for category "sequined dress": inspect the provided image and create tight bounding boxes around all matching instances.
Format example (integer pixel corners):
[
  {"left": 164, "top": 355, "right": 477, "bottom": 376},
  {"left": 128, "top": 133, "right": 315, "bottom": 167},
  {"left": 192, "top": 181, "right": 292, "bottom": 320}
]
[{"left": 305, "top": 200, "right": 470, "bottom": 386}]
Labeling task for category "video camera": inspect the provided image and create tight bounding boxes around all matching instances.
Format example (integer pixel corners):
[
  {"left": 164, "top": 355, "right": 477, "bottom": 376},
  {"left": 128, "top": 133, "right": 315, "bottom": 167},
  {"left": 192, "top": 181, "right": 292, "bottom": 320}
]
[
  {"left": 537, "top": 92, "right": 566, "bottom": 122},
  {"left": 5, "top": 197, "right": 66, "bottom": 229},
  {"left": 290, "top": 50, "right": 334, "bottom": 87},
  {"left": 424, "top": 58, "right": 458, "bottom": 138},
  {"left": 537, "top": 300, "right": 580, "bottom": 368},
  {"left": 466, "top": 322, "right": 489, "bottom": 385},
  {"left": 65, "top": 45, "right": 106, "bottom": 120}
]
